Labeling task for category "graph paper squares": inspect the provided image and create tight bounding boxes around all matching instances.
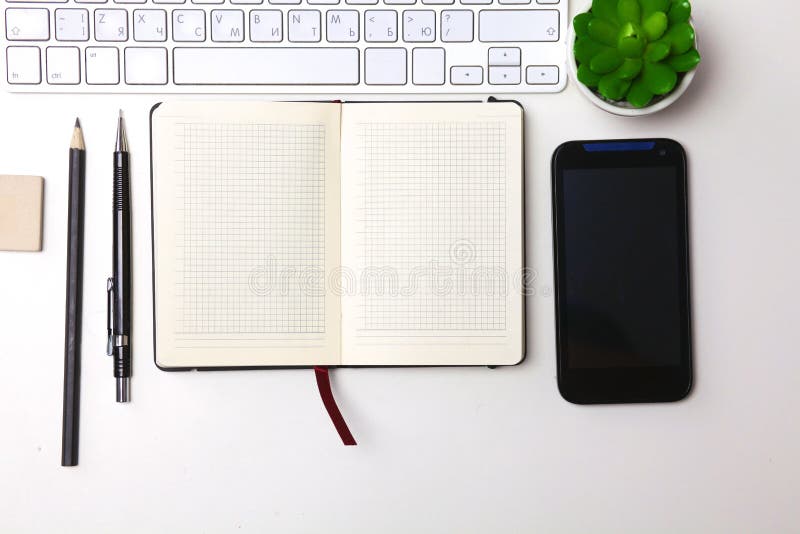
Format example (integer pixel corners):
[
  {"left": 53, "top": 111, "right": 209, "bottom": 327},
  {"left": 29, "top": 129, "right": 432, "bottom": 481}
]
[
  {"left": 355, "top": 121, "right": 507, "bottom": 331},
  {"left": 173, "top": 122, "right": 326, "bottom": 335}
]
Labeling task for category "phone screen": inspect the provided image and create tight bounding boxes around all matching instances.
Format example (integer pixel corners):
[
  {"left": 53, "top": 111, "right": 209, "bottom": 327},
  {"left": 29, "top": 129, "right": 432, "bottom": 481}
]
[
  {"left": 552, "top": 139, "right": 692, "bottom": 404},
  {"left": 561, "top": 166, "right": 683, "bottom": 369}
]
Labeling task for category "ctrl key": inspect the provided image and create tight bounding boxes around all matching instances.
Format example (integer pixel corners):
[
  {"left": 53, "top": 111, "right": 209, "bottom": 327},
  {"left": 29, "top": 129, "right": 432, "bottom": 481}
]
[
  {"left": 46, "top": 47, "right": 81, "bottom": 85},
  {"left": 6, "top": 46, "right": 41, "bottom": 84}
]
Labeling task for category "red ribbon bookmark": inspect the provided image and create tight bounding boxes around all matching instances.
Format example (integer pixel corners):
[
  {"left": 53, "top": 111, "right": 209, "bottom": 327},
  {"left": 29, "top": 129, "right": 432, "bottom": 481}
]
[{"left": 314, "top": 366, "right": 357, "bottom": 446}]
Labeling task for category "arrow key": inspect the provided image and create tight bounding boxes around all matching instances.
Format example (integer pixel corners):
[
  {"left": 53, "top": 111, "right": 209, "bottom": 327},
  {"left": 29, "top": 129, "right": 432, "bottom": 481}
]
[
  {"left": 488, "top": 66, "right": 520, "bottom": 85},
  {"left": 451, "top": 65, "right": 482, "bottom": 85},
  {"left": 488, "top": 47, "right": 521, "bottom": 66},
  {"left": 526, "top": 65, "right": 559, "bottom": 85}
]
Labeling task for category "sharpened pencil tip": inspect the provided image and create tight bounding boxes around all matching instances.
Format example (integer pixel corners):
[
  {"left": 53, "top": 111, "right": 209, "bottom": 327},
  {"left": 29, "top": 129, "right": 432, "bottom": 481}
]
[
  {"left": 71, "top": 119, "right": 85, "bottom": 150},
  {"left": 115, "top": 111, "right": 128, "bottom": 152},
  {"left": 74, "top": 117, "right": 81, "bottom": 128}
]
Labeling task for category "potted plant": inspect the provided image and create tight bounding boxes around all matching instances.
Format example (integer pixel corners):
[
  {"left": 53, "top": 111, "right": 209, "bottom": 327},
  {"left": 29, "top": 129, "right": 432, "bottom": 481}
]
[{"left": 568, "top": 0, "right": 701, "bottom": 116}]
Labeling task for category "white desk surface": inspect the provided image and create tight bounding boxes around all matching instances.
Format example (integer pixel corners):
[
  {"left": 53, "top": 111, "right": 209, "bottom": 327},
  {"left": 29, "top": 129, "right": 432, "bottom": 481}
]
[{"left": 2, "top": 1, "right": 799, "bottom": 531}]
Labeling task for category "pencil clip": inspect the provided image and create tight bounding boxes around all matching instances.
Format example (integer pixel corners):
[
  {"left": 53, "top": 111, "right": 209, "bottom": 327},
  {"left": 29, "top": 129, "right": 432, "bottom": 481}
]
[{"left": 106, "top": 277, "right": 114, "bottom": 357}]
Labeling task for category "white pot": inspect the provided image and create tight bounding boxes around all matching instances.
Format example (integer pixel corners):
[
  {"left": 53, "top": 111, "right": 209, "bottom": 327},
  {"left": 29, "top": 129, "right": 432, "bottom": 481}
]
[{"left": 567, "top": 0, "right": 698, "bottom": 116}]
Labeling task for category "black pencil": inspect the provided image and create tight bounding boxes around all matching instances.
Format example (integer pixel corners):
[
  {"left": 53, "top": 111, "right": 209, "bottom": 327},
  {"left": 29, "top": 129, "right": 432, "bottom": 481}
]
[{"left": 62, "top": 118, "right": 85, "bottom": 467}]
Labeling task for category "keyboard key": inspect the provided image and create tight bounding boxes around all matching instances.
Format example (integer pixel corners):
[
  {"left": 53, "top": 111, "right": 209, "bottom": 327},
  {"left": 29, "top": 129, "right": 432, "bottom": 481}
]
[
  {"left": 231, "top": 0, "right": 263, "bottom": 3},
  {"left": 422, "top": 0, "right": 453, "bottom": 4},
  {"left": 460, "top": 0, "right": 491, "bottom": 4},
  {"left": 124, "top": 47, "right": 167, "bottom": 84},
  {"left": 114, "top": 0, "right": 146, "bottom": 4},
  {"left": 412, "top": 47, "right": 443, "bottom": 84},
  {"left": 192, "top": 0, "right": 224, "bottom": 4},
  {"left": 346, "top": 0, "right": 378, "bottom": 4},
  {"left": 384, "top": 0, "right": 416, "bottom": 4},
  {"left": 440, "top": 10, "right": 471, "bottom": 42},
  {"left": 526, "top": 65, "right": 558, "bottom": 84},
  {"left": 173, "top": 47, "right": 359, "bottom": 84},
  {"left": 6, "top": 0, "right": 66, "bottom": 2},
  {"left": 133, "top": 10, "right": 167, "bottom": 42},
  {"left": 85, "top": 46, "right": 119, "bottom": 83},
  {"left": 46, "top": 46, "right": 80, "bottom": 83},
  {"left": 364, "top": 47, "right": 405, "bottom": 84},
  {"left": 250, "top": 10, "right": 282, "bottom": 42},
  {"left": 153, "top": 0, "right": 186, "bottom": 4},
  {"left": 450, "top": 65, "right": 481, "bottom": 84},
  {"left": 211, "top": 10, "right": 245, "bottom": 42},
  {"left": 268, "top": 0, "right": 301, "bottom": 4},
  {"left": 365, "top": 10, "right": 397, "bottom": 42},
  {"left": 55, "top": 9, "right": 90, "bottom": 41},
  {"left": 6, "top": 46, "right": 41, "bottom": 84},
  {"left": 288, "top": 10, "right": 321, "bottom": 42},
  {"left": 537, "top": 0, "right": 559, "bottom": 3},
  {"left": 173, "top": 10, "right": 205, "bottom": 41},
  {"left": 6, "top": 9, "right": 50, "bottom": 41},
  {"left": 499, "top": 0, "right": 530, "bottom": 3},
  {"left": 479, "top": 10, "right": 558, "bottom": 42},
  {"left": 488, "top": 65, "right": 520, "bottom": 84},
  {"left": 75, "top": 0, "right": 107, "bottom": 3},
  {"left": 326, "top": 10, "right": 358, "bottom": 42},
  {"left": 95, "top": 9, "right": 128, "bottom": 41},
  {"left": 403, "top": 10, "right": 434, "bottom": 42},
  {"left": 308, "top": 0, "right": 339, "bottom": 4},
  {"left": 488, "top": 47, "right": 520, "bottom": 65}
]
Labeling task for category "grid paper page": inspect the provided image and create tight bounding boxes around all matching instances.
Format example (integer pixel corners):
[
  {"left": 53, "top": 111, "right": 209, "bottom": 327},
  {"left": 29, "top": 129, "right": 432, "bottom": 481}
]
[
  {"left": 353, "top": 120, "right": 507, "bottom": 331},
  {"left": 151, "top": 101, "right": 342, "bottom": 367},
  {"left": 340, "top": 103, "right": 524, "bottom": 366},
  {"left": 175, "top": 122, "right": 326, "bottom": 335}
]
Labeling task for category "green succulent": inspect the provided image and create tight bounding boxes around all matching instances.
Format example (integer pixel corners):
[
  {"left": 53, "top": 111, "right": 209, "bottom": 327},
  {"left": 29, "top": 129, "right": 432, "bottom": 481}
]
[{"left": 574, "top": 0, "right": 701, "bottom": 108}]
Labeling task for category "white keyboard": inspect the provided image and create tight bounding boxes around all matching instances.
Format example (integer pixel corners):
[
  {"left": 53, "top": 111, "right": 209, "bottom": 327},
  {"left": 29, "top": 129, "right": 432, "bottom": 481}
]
[{"left": 2, "top": 0, "right": 567, "bottom": 93}]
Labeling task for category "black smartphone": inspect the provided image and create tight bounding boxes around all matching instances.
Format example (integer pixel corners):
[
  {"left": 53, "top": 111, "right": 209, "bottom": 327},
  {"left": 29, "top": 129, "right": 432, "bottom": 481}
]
[{"left": 551, "top": 139, "right": 692, "bottom": 404}]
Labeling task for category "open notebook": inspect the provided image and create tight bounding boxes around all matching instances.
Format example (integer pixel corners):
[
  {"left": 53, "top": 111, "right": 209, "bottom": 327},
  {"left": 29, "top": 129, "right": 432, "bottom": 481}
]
[{"left": 151, "top": 100, "right": 525, "bottom": 369}]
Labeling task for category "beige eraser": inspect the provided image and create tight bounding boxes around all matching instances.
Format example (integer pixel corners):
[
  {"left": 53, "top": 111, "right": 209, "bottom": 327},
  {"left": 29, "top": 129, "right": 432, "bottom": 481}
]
[{"left": 0, "top": 175, "right": 44, "bottom": 252}]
